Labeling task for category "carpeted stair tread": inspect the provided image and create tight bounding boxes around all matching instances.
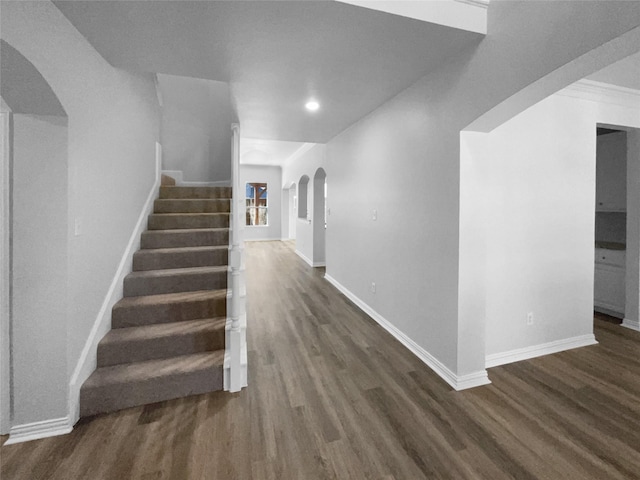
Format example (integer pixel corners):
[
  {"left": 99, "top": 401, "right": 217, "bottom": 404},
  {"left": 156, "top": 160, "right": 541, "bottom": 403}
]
[
  {"left": 98, "top": 317, "right": 226, "bottom": 367},
  {"left": 159, "top": 186, "right": 232, "bottom": 199},
  {"left": 141, "top": 228, "right": 229, "bottom": 249},
  {"left": 84, "top": 351, "right": 224, "bottom": 387},
  {"left": 133, "top": 245, "right": 229, "bottom": 271},
  {"left": 80, "top": 351, "right": 224, "bottom": 417},
  {"left": 148, "top": 213, "right": 230, "bottom": 230},
  {"left": 154, "top": 198, "right": 231, "bottom": 213},
  {"left": 112, "top": 289, "right": 227, "bottom": 328},
  {"left": 123, "top": 265, "right": 227, "bottom": 297}
]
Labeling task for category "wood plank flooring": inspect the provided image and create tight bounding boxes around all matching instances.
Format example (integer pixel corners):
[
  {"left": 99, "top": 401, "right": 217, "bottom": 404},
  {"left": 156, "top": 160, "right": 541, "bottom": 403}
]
[{"left": 2, "top": 240, "right": 640, "bottom": 479}]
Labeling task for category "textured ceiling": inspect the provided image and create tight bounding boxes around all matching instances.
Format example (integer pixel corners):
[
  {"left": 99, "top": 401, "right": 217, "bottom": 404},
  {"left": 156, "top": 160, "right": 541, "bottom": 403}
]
[{"left": 54, "top": 0, "right": 483, "bottom": 142}]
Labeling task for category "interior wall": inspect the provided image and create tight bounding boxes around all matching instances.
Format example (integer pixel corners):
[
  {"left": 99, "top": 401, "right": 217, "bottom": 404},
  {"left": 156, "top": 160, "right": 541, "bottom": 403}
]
[
  {"left": 2, "top": 0, "right": 161, "bottom": 425},
  {"left": 625, "top": 130, "right": 640, "bottom": 330},
  {"left": 482, "top": 94, "right": 596, "bottom": 358},
  {"left": 325, "top": 2, "right": 640, "bottom": 384},
  {"left": 240, "top": 165, "right": 282, "bottom": 241},
  {"left": 281, "top": 145, "right": 326, "bottom": 264},
  {"left": 288, "top": 185, "right": 297, "bottom": 239},
  {"left": 312, "top": 169, "right": 326, "bottom": 265},
  {"left": 12, "top": 114, "right": 68, "bottom": 425},
  {"left": 159, "top": 74, "right": 234, "bottom": 183}
]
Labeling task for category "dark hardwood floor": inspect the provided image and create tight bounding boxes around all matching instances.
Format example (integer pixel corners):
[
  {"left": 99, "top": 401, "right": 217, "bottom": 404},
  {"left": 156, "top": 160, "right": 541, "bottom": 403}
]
[{"left": 2, "top": 240, "right": 640, "bottom": 479}]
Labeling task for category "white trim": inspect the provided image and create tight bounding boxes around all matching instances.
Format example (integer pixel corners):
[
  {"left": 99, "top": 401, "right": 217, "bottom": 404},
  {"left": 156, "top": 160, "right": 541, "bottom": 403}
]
[
  {"left": 4, "top": 417, "right": 72, "bottom": 445},
  {"left": 161, "top": 169, "right": 231, "bottom": 187},
  {"left": 244, "top": 238, "right": 284, "bottom": 242},
  {"left": 557, "top": 80, "right": 640, "bottom": 110},
  {"left": 295, "top": 249, "right": 325, "bottom": 268},
  {"left": 68, "top": 146, "right": 162, "bottom": 424},
  {"left": 622, "top": 318, "right": 640, "bottom": 332},
  {"left": 324, "top": 274, "right": 490, "bottom": 391},
  {"left": 0, "top": 112, "right": 11, "bottom": 434},
  {"left": 485, "top": 334, "right": 598, "bottom": 368}
]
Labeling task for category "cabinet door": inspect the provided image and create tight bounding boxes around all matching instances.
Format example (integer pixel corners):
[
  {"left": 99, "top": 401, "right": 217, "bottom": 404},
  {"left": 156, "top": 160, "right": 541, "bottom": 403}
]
[
  {"left": 594, "top": 264, "right": 625, "bottom": 314},
  {"left": 596, "top": 132, "right": 626, "bottom": 212}
]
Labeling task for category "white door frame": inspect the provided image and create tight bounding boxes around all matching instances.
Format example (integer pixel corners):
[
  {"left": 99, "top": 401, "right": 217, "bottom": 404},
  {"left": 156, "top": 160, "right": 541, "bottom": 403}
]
[{"left": 0, "top": 110, "right": 12, "bottom": 434}]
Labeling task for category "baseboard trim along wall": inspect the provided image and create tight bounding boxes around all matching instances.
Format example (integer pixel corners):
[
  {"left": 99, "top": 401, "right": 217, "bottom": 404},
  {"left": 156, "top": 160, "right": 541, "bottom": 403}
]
[
  {"left": 5, "top": 417, "right": 73, "bottom": 445},
  {"left": 485, "top": 334, "right": 598, "bottom": 368},
  {"left": 324, "top": 274, "right": 491, "bottom": 391},
  {"left": 295, "top": 249, "right": 325, "bottom": 268},
  {"left": 161, "top": 169, "right": 230, "bottom": 187},
  {"left": 622, "top": 318, "right": 640, "bottom": 332},
  {"left": 68, "top": 151, "right": 162, "bottom": 427}
]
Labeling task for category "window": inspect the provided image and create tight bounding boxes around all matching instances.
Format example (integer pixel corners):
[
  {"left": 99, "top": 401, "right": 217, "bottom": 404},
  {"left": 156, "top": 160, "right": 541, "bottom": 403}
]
[{"left": 246, "top": 182, "right": 268, "bottom": 226}]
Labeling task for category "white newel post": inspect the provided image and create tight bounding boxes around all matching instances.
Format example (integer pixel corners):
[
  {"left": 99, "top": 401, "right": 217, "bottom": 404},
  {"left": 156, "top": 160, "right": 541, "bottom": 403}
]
[{"left": 226, "top": 123, "right": 247, "bottom": 392}]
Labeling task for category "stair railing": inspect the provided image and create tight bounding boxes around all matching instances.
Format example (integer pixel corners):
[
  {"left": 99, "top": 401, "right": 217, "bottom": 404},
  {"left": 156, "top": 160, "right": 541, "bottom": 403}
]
[{"left": 226, "top": 123, "right": 247, "bottom": 392}]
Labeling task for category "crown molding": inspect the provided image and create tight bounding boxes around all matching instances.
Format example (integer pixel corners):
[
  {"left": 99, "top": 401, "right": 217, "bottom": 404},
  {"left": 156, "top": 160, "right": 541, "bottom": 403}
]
[{"left": 557, "top": 79, "right": 640, "bottom": 109}]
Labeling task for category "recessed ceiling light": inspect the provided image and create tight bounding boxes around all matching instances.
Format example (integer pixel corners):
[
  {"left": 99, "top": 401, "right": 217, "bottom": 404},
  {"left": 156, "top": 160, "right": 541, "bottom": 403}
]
[{"left": 305, "top": 100, "right": 320, "bottom": 112}]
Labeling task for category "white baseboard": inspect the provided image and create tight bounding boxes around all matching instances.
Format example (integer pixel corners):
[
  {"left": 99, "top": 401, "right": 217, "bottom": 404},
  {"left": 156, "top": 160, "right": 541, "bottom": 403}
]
[
  {"left": 161, "top": 169, "right": 230, "bottom": 187},
  {"left": 244, "top": 237, "right": 284, "bottom": 242},
  {"left": 485, "top": 334, "right": 598, "bottom": 368},
  {"left": 5, "top": 417, "right": 72, "bottom": 445},
  {"left": 622, "top": 318, "right": 640, "bottom": 332},
  {"left": 323, "top": 274, "right": 490, "bottom": 391},
  {"left": 295, "top": 249, "right": 325, "bottom": 268},
  {"left": 68, "top": 157, "right": 162, "bottom": 425}
]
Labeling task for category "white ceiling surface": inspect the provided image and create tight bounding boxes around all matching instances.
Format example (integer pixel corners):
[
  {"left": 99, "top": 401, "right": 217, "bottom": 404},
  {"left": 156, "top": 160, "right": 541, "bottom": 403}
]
[
  {"left": 587, "top": 51, "right": 640, "bottom": 91},
  {"left": 53, "top": 1, "right": 484, "bottom": 143},
  {"left": 240, "top": 138, "right": 310, "bottom": 167}
]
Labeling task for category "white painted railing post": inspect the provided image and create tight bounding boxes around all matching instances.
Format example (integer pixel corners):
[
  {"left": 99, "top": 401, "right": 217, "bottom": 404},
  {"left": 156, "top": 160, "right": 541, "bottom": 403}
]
[{"left": 226, "top": 123, "right": 247, "bottom": 392}]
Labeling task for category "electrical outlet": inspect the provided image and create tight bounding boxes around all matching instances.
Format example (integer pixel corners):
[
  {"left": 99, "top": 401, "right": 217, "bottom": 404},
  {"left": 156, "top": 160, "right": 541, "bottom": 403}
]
[
  {"left": 371, "top": 282, "right": 376, "bottom": 293},
  {"left": 372, "top": 209, "right": 377, "bottom": 221},
  {"left": 527, "top": 312, "right": 534, "bottom": 326}
]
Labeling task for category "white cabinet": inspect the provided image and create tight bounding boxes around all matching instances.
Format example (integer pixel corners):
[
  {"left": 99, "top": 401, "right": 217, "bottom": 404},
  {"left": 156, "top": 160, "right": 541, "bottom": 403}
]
[
  {"left": 594, "top": 247, "right": 625, "bottom": 317},
  {"left": 595, "top": 132, "right": 626, "bottom": 212}
]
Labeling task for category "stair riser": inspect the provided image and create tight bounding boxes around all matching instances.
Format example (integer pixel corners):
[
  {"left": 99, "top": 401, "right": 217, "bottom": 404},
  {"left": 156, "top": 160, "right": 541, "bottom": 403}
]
[
  {"left": 159, "top": 186, "right": 232, "bottom": 199},
  {"left": 112, "top": 296, "right": 226, "bottom": 328},
  {"left": 97, "top": 328, "right": 225, "bottom": 367},
  {"left": 141, "top": 229, "right": 229, "bottom": 249},
  {"left": 154, "top": 199, "right": 230, "bottom": 213},
  {"left": 148, "top": 214, "right": 229, "bottom": 230},
  {"left": 124, "top": 271, "right": 227, "bottom": 297},
  {"left": 133, "top": 249, "right": 228, "bottom": 271},
  {"left": 80, "top": 365, "right": 223, "bottom": 417}
]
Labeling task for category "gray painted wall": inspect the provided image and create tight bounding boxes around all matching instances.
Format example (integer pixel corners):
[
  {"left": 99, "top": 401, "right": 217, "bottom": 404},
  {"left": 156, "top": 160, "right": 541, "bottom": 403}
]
[
  {"left": 12, "top": 114, "right": 68, "bottom": 425},
  {"left": 326, "top": 1, "right": 640, "bottom": 380},
  {"left": 159, "top": 74, "right": 234, "bottom": 183},
  {"left": 2, "top": 0, "right": 161, "bottom": 426}
]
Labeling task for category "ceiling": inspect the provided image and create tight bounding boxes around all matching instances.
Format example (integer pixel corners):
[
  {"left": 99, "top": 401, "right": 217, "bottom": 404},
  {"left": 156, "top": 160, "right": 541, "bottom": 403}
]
[
  {"left": 53, "top": 0, "right": 484, "bottom": 143},
  {"left": 587, "top": 50, "right": 640, "bottom": 91}
]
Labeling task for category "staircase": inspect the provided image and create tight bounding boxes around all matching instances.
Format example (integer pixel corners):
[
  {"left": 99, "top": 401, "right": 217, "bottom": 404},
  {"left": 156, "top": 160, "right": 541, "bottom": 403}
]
[{"left": 80, "top": 185, "right": 231, "bottom": 417}]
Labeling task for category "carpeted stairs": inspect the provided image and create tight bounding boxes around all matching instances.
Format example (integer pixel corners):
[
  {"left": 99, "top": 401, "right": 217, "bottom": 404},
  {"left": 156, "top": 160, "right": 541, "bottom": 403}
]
[{"left": 80, "top": 185, "right": 231, "bottom": 417}]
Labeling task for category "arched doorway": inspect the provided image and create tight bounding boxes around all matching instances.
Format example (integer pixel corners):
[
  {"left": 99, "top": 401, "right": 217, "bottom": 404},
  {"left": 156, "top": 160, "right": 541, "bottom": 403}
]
[{"left": 0, "top": 39, "right": 69, "bottom": 436}]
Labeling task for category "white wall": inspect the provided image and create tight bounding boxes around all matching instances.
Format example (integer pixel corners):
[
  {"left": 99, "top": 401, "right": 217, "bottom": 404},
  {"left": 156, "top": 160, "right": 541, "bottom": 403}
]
[
  {"left": 240, "top": 165, "right": 282, "bottom": 241},
  {"left": 461, "top": 90, "right": 640, "bottom": 364},
  {"left": 481, "top": 95, "right": 596, "bottom": 358},
  {"left": 159, "top": 74, "right": 234, "bottom": 183},
  {"left": 625, "top": 130, "right": 640, "bottom": 330},
  {"left": 12, "top": 114, "right": 68, "bottom": 425},
  {"left": 325, "top": 2, "right": 640, "bottom": 387},
  {"left": 2, "top": 0, "right": 161, "bottom": 427},
  {"left": 281, "top": 144, "right": 326, "bottom": 265}
]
